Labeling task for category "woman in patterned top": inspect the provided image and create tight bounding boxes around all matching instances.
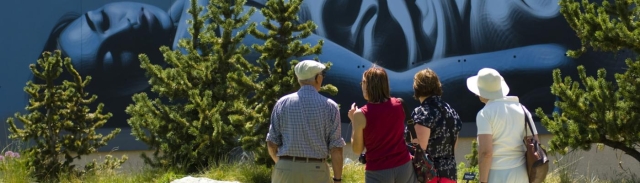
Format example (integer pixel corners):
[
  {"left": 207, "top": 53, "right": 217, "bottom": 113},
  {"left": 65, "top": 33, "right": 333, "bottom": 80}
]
[{"left": 411, "top": 68, "right": 463, "bottom": 183}]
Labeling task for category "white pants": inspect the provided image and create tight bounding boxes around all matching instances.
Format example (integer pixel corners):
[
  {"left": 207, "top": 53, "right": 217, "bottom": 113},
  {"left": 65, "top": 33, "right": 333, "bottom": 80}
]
[{"left": 488, "top": 163, "right": 528, "bottom": 183}]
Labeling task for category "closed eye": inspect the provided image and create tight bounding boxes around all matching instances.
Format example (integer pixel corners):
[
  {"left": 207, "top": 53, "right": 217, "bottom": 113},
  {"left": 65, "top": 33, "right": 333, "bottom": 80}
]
[
  {"left": 85, "top": 13, "right": 97, "bottom": 32},
  {"left": 100, "top": 10, "right": 110, "bottom": 32}
]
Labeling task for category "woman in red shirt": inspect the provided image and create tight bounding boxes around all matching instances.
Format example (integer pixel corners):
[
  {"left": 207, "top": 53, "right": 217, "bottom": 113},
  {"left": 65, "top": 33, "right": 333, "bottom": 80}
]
[{"left": 349, "top": 66, "right": 416, "bottom": 183}]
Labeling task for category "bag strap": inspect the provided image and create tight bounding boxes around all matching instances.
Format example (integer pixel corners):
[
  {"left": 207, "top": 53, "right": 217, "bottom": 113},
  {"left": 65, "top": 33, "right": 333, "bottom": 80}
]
[
  {"left": 408, "top": 104, "right": 448, "bottom": 181},
  {"left": 407, "top": 119, "right": 419, "bottom": 141},
  {"left": 521, "top": 105, "right": 542, "bottom": 153},
  {"left": 521, "top": 105, "right": 536, "bottom": 137}
]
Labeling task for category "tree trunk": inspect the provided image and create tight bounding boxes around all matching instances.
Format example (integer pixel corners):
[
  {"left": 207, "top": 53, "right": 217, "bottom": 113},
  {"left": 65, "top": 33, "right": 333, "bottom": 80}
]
[{"left": 602, "top": 138, "right": 640, "bottom": 163}]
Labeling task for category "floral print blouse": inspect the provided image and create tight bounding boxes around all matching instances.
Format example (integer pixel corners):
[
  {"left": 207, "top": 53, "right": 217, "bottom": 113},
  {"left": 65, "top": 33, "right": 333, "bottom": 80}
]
[{"left": 409, "top": 96, "right": 462, "bottom": 180}]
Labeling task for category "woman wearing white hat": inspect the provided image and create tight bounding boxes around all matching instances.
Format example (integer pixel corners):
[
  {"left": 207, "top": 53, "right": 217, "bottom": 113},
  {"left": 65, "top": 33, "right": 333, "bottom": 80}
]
[{"left": 466, "top": 68, "right": 536, "bottom": 183}]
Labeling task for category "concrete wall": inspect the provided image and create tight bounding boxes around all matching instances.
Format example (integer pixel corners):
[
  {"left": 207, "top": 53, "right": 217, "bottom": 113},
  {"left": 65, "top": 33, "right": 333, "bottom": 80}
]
[
  {"left": 340, "top": 134, "right": 640, "bottom": 179},
  {"left": 455, "top": 135, "right": 640, "bottom": 179},
  {"left": 81, "top": 134, "right": 639, "bottom": 179}
]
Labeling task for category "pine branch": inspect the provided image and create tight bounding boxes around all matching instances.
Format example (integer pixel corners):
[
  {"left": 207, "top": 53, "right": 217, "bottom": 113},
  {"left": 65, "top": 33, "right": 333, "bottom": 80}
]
[
  {"left": 126, "top": 0, "right": 258, "bottom": 172},
  {"left": 241, "top": 0, "right": 337, "bottom": 166},
  {"left": 6, "top": 50, "right": 124, "bottom": 182}
]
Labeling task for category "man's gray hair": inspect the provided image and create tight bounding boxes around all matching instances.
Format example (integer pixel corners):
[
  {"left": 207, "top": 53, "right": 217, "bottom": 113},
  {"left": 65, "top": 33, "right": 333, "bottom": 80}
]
[{"left": 298, "top": 77, "right": 316, "bottom": 85}]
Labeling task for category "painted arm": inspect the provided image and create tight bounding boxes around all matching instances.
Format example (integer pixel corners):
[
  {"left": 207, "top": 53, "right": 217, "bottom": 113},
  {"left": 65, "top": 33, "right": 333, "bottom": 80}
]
[{"left": 168, "top": 0, "right": 186, "bottom": 25}]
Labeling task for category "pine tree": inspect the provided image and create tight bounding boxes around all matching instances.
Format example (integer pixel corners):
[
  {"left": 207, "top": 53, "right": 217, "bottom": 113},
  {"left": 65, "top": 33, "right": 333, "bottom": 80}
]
[
  {"left": 125, "top": 0, "right": 258, "bottom": 172},
  {"left": 241, "top": 0, "right": 338, "bottom": 166},
  {"left": 457, "top": 139, "right": 479, "bottom": 182},
  {"left": 534, "top": 0, "right": 640, "bottom": 163},
  {"left": 6, "top": 50, "right": 126, "bottom": 182},
  {"left": 465, "top": 139, "right": 479, "bottom": 167}
]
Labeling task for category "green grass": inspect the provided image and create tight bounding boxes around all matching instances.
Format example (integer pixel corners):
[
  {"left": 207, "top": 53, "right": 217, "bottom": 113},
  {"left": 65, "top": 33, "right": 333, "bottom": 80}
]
[
  {"left": 0, "top": 152, "right": 31, "bottom": 183},
  {"left": 1, "top": 151, "right": 637, "bottom": 183},
  {"left": 340, "top": 162, "right": 366, "bottom": 183},
  {"left": 0, "top": 155, "right": 162, "bottom": 183},
  {"left": 0, "top": 154, "right": 361, "bottom": 183}
]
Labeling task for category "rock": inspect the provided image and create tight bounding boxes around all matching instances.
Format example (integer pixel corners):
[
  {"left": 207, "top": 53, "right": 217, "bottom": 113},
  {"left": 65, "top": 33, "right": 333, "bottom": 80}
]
[
  {"left": 344, "top": 158, "right": 354, "bottom": 164},
  {"left": 170, "top": 176, "right": 240, "bottom": 183}
]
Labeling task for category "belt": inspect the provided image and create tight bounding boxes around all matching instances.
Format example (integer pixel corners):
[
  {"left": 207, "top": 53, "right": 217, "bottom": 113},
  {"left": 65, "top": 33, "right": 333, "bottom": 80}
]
[{"left": 279, "top": 156, "right": 325, "bottom": 162}]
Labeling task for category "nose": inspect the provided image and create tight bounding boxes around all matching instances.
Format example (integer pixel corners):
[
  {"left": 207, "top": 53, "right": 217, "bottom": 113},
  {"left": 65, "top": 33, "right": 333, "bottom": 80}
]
[{"left": 98, "top": 7, "right": 145, "bottom": 38}]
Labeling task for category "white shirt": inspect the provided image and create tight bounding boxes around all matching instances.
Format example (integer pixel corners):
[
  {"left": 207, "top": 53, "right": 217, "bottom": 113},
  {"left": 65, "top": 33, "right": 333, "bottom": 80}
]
[{"left": 476, "top": 96, "right": 537, "bottom": 169}]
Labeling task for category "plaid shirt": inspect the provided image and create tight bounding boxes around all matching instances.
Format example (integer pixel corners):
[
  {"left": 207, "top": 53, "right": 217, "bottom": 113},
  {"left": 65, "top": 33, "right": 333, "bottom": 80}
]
[{"left": 266, "top": 85, "right": 346, "bottom": 159}]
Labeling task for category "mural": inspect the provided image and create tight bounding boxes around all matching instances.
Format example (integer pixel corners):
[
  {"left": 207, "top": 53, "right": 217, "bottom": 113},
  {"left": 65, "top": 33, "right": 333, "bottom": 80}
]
[{"left": 0, "top": 0, "right": 629, "bottom": 149}]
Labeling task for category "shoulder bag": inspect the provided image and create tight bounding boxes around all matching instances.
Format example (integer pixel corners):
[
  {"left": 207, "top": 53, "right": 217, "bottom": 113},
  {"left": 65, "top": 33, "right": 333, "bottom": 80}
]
[
  {"left": 522, "top": 105, "right": 550, "bottom": 183},
  {"left": 407, "top": 119, "right": 437, "bottom": 183}
]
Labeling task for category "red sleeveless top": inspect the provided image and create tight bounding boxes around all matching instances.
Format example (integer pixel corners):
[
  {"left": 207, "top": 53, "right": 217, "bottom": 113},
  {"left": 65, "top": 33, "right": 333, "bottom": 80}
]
[{"left": 360, "top": 98, "right": 411, "bottom": 170}]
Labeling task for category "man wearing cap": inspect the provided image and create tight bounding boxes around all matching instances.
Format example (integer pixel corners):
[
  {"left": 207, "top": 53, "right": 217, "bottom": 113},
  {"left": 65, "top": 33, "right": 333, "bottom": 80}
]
[
  {"left": 266, "top": 60, "right": 346, "bottom": 183},
  {"left": 466, "top": 68, "right": 535, "bottom": 183}
]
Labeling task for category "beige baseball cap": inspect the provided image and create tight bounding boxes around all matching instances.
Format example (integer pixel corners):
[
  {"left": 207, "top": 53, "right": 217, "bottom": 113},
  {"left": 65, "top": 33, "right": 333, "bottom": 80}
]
[{"left": 295, "top": 60, "right": 326, "bottom": 80}]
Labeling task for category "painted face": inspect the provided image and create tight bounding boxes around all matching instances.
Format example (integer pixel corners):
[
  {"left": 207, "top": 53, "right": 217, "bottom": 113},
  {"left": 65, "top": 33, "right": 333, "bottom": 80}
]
[{"left": 58, "top": 2, "right": 173, "bottom": 73}]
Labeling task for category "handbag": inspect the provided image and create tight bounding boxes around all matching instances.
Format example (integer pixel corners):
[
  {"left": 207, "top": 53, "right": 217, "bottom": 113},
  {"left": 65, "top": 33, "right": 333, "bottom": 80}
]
[
  {"left": 406, "top": 119, "right": 437, "bottom": 183},
  {"left": 522, "top": 105, "right": 550, "bottom": 183}
]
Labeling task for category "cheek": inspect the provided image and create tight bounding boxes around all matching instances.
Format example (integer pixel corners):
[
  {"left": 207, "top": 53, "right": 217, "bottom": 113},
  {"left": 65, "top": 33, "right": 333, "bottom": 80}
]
[{"left": 59, "top": 19, "right": 102, "bottom": 65}]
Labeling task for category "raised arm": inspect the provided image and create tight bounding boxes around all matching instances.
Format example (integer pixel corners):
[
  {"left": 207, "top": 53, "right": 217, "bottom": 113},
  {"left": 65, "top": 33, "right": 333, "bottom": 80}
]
[{"left": 349, "top": 109, "right": 366, "bottom": 155}]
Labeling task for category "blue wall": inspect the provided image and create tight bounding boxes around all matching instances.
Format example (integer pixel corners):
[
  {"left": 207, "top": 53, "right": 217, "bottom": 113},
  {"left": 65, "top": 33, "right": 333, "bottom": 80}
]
[{"left": 0, "top": 0, "right": 629, "bottom": 150}]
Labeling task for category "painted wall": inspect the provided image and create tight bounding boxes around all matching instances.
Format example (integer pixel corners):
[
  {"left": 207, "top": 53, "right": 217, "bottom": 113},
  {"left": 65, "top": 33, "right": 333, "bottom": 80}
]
[{"left": 0, "top": 0, "right": 629, "bottom": 151}]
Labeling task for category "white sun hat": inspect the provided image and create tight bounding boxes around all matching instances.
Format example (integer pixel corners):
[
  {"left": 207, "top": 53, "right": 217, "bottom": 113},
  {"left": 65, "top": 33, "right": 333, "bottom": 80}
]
[{"left": 466, "top": 68, "right": 510, "bottom": 100}]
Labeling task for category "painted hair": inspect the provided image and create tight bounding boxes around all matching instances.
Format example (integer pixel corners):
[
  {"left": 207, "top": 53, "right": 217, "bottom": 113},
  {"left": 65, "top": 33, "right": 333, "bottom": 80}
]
[{"left": 40, "top": 12, "right": 80, "bottom": 59}]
